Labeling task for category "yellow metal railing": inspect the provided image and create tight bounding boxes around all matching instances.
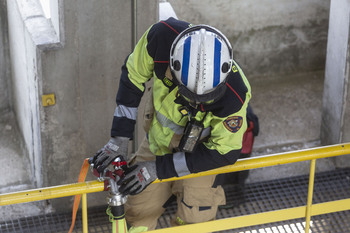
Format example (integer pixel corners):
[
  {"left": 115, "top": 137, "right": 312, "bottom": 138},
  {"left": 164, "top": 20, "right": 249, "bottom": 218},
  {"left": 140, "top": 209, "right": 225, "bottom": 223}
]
[{"left": 0, "top": 143, "right": 350, "bottom": 232}]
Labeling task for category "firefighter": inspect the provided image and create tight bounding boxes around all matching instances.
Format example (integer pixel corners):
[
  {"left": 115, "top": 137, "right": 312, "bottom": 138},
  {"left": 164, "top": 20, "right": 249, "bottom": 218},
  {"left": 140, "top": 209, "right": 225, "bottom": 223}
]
[{"left": 90, "top": 17, "right": 251, "bottom": 232}]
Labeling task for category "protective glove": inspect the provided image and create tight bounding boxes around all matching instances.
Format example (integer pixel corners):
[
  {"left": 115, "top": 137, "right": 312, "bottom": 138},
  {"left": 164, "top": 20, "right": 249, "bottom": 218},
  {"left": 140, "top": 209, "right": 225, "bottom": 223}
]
[
  {"left": 117, "top": 161, "right": 157, "bottom": 195},
  {"left": 89, "top": 136, "right": 129, "bottom": 174}
]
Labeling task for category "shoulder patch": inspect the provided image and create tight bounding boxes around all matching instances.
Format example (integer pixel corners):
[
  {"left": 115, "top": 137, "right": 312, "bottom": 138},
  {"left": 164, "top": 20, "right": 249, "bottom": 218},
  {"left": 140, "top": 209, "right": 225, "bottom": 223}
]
[{"left": 223, "top": 116, "right": 243, "bottom": 133}]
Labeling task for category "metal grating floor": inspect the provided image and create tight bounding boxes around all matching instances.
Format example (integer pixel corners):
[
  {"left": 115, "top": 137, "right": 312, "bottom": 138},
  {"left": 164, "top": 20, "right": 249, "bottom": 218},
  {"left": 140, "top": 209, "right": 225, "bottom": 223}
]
[{"left": 0, "top": 168, "right": 349, "bottom": 233}]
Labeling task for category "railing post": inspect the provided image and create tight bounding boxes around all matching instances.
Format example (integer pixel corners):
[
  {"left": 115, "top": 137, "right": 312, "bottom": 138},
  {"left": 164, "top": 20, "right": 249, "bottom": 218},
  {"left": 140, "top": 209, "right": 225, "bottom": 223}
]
[
  {"left": 305, "top": 159, "right": 316, "bottom": 232},
  {"left": 82, "top": 193, "right": 88, "bottom": 233}
]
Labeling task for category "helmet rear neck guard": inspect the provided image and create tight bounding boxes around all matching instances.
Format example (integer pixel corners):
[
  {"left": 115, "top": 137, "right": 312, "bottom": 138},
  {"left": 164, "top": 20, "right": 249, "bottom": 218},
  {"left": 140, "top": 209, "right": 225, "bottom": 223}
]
[{"left": 170, "top": 25, "right": 233, "bottom": 105}]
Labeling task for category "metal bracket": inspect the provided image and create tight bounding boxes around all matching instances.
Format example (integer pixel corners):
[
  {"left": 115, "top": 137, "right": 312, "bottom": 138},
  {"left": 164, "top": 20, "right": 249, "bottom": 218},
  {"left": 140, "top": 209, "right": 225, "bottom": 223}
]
[{"left": 42, "top": 93, "right": 56, "bottom": 107}]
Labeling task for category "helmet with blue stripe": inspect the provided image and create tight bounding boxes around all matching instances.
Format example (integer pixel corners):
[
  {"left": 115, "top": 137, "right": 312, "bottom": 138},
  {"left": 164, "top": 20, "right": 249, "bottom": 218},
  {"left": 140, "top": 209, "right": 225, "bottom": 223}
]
[{"left": 170, "top": 25, "right": 233, "bottom": 105}]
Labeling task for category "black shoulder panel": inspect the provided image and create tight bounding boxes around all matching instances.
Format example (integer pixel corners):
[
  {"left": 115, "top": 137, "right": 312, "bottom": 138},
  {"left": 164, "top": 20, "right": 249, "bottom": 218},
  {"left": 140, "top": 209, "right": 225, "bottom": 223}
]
[
  {"left": 203, "top": 69, "right": 248, "bottom": 118},
  {"left": 146, "top": 17, "right": 190, "bottom": 80}
]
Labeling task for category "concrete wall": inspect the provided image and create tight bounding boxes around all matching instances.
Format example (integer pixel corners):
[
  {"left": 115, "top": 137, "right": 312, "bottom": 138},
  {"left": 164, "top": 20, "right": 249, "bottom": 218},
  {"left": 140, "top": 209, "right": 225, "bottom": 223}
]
[
  {"left": 168, "top": 0, "right": 330, "bottom": 80},
  {"left": 1, "top": 0, "right": 45, "bottom": 221},
  {"left": 321, "top": 0, "right": 350, "bottom": 145},
  {"left": 0, "top": 0, "right": 10, "bottom": 113},
  {"left": 7, "top": 0, "right": 50, "bottom": 189},
  {"left": 5, "top": 0, "right": 158, "bottom": 213},
  {"left": 321, "top": 0, "right": 350, "bottom": 167},
  {"left": 40, "top": 0, "right": 157, "bottom": 210}
]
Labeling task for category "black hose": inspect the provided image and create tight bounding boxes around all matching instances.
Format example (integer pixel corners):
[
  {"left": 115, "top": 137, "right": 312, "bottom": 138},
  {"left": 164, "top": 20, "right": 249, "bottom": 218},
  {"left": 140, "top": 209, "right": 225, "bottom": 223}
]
[{"left": 111, "top": 205, "right": 125, "bottom": 220}]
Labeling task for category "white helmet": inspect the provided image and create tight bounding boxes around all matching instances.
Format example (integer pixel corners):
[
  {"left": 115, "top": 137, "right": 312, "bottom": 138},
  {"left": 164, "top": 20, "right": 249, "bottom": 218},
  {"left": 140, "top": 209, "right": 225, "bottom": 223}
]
[{"left": 170, "top": 25, "right": 233, "bottom": 105}]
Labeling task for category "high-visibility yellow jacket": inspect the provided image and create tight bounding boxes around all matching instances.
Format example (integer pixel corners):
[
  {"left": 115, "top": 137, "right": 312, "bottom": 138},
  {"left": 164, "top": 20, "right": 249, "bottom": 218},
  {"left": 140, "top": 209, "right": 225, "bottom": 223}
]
[{"left": 112, "top": 18, "right": 251, "bottom": 179}]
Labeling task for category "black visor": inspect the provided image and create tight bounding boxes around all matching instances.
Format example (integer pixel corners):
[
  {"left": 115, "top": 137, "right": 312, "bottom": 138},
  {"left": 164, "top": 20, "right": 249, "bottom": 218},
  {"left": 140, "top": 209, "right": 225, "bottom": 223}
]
[{"left": 177, "top": 81, "right": 227, "bottom": 105}]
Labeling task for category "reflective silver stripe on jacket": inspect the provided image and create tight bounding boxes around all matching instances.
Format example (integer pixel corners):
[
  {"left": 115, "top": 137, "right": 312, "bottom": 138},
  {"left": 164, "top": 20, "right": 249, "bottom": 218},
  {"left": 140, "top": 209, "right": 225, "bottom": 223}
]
[
  {"left": 156, "top": 111, "right": 184, "bottom": 135},
  {"left": 173, "top": 151, "right": 190, "bottom": 177},
  {"left": 114, "top": 105, "right": 138, "bottom": 120},
  {"left": 156, "top": 111, "right": 212, "bottom": 137},
  {"left": 200, "top": 126, "right": 211, "bottom": 140}
]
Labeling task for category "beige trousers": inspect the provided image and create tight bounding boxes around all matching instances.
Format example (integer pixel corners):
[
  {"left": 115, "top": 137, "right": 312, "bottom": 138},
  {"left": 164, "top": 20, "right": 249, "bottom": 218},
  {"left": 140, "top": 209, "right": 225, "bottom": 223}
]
[{"left": 125, "top": 138, "right": 226, "bottom": 230}]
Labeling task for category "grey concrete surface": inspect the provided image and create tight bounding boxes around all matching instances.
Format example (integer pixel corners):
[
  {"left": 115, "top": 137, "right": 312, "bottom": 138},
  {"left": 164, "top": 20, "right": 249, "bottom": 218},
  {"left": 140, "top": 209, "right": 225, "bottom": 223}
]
[
  {"left": 247, "top": 70, "right": 336, "bottom": 182},
  {"left": 321, "top": 0, "right": 350, "bottom": 168},
  {"left": 321, "top": 0, "right": 349, "bottom": 145},
  {"left": 0, "top": 111, "right": 32, "bottom": 190},
  {"left": 168, "top": 0, "right": 330, "bottom": 79},
  {"left": 0, "top": 0, "right": 10, "bottom": 113},
  {"left": 7, "top": 0, "right": 45, "bottom": 189},
  {"left": 0, "top": 110, "right": 47, "bottom": 220},
  {"left": 250, "top": 71, "right": 324, "bottom": 149}
]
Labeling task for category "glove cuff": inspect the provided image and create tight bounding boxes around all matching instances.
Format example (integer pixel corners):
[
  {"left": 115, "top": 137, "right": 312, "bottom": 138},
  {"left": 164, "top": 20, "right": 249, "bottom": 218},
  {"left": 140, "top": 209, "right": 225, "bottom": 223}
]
[
  {"left": 140, "top": 161, "right": 158, "bottom": 181},
  {"left": 105, "top": 141, "right": 120, "bottom": 152},
  {"left": 109, "top": 136, "right": 129, "bottom": 157},
  {"left": 110, "top": 136, "right": 129, "bottom": 145}
]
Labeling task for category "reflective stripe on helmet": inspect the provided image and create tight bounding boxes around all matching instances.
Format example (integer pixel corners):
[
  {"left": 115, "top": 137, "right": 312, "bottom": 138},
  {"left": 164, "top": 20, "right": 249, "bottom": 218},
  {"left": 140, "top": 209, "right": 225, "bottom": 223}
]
[
  {"left": 181, "top": 36, "right": 191, "bottom": 86},
  {"left": 213, "top": 37, "right": 222, "bottom": 87}
]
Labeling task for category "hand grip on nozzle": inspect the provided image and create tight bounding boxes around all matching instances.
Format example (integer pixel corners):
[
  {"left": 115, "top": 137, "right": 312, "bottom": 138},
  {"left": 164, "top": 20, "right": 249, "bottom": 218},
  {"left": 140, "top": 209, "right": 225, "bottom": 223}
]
[{"left": 88, "top": 153, "right": 127, "bottom": 179}]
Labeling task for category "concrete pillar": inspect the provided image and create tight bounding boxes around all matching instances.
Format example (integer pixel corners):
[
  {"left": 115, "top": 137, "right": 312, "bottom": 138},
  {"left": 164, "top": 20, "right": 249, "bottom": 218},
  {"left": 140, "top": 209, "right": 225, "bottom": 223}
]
[
  {"left": 321, "top": 0, "right": 350, "bottom": 166},
  {"left": 0, "top": 0, "right": 10, "bottom": 112}
]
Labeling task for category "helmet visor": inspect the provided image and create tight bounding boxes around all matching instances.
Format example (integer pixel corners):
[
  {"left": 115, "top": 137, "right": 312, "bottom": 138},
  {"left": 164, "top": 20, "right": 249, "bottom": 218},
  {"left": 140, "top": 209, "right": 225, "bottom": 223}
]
[{"left": 178, "top": 81, "right": 227, "bottom": 105}]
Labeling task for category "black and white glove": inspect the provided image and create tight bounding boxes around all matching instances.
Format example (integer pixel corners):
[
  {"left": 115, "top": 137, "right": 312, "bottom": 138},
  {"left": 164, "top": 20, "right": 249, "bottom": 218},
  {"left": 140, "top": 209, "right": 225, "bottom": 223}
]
[
  {"left": 117, "top": 161, "right": 157, "bottom": 195},
  {"left": 89, "top": 136, "right": 129, "bottom": 174}
]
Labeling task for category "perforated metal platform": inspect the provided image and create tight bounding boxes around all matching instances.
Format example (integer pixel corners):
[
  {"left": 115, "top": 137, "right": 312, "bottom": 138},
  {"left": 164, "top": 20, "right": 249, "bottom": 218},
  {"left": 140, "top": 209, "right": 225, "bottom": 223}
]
[{"left": 1, "top": 168, "right": 349, "bottom": 233}]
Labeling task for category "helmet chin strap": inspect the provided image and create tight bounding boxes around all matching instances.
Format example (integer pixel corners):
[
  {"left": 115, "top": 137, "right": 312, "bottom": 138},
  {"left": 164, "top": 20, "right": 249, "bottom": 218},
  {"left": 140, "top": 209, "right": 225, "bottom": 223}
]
[
  {"left": 174, "top": 93, "right": 200, "bottom": 116},
  {"left": 189, "top": 101, "right": 199, "bottom": 109}
]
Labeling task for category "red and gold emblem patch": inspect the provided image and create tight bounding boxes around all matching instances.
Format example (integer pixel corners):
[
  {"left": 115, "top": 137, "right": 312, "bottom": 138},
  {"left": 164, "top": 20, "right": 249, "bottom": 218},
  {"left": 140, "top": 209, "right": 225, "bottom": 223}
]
[{"left": 223, "top": 116, "right": 243, "bottom": 133}]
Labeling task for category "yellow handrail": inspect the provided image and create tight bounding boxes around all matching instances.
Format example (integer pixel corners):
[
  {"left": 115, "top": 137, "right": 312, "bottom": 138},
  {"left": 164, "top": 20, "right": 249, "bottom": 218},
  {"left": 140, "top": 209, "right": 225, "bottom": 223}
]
[
  {"left": 147, "top": 198, "right": 350, "bottom": 233},
  {"left": 1, "top": 143, "right": 349, "bottom": 206},
  {"left": 305, "top": 159, "right": 316, "bottom": 232},
  {"left": 0, "top": 142, "right": 349, "bottom": 233},
  {"left": 0, "top": 180, "right": 104, "bottom": 206},
  {"left": 154, "top": 142, "right": 350, "bottom": 183},
  {"left": 81, "top": 193, "right": 88, "bottom": 233}
]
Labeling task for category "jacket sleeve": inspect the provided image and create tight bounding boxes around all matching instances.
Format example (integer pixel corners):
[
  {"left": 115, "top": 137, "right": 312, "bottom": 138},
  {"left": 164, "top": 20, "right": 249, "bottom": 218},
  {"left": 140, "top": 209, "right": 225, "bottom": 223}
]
[
  {"left": 111, "top": 17, "right": 189, "bottom": 138},
  {"left": 111, "top": 27, "right": 155, "bottom": 138}
]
